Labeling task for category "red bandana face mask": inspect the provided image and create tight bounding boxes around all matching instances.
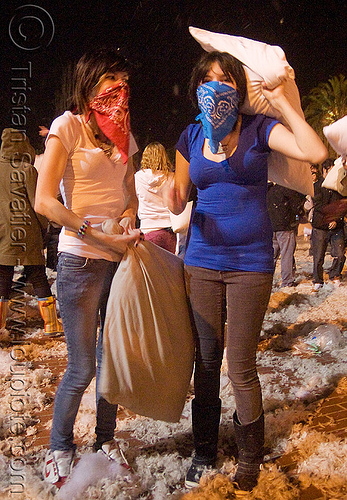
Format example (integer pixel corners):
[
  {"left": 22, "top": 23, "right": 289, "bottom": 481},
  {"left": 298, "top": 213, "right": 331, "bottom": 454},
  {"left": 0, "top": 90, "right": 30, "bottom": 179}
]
[{"left": 88, "top": 80, "right": 130, "bottom": 164}]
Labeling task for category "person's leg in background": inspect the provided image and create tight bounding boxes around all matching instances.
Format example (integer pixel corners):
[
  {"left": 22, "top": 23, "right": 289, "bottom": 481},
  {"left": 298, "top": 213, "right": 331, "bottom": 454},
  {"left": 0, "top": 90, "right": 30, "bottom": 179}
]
[
  {"left": 311, "top": 228, "right": 328, "bottom": 286},
  {"left": 328, "top": 229, "right": 346, "bottom": 281},
  {"left": 272, "top": 232, "right": 280, "bottom": 265},
  {"left": 0, "top": 265, "right": 14, "bottom": 328},
  {"left": 275, "top": 230, "right": 297, "bottom": 286},
  {"left": 25, "top": 265, "right": 64, "bottom": 336}
]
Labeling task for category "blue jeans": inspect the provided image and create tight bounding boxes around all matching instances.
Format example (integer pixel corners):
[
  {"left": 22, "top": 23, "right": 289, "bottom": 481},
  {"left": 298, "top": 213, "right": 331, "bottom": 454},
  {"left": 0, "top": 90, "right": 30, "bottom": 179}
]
[
  {"left": 272, "top": 230, "right": 296, "bottom": 286},
  {"left": 311, "top": 228, "right": 346, "bottom": 283},
  {"left": 184, "top": 265, "right": 273, "bottom": 425},
  {"left": 51, "top": 253, "right": 119, "bottom": 451}
]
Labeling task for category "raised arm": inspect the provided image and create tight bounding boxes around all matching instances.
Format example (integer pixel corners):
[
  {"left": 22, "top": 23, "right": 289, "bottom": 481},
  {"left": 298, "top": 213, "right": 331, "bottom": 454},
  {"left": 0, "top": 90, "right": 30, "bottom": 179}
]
[
  {"left": 263, "top": 83, "right": 328, "bottom": 164},
  {"left": 167, "top": 150, "right": 192, "bottom": 215},
  {"left": 35, "top": 135, "right": 141, "bottom": 253}
]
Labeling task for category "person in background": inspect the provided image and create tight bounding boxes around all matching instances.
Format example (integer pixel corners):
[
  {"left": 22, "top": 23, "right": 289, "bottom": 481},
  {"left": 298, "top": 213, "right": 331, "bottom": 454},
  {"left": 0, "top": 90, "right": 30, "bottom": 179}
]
[
  {"left": 267, "top": 182, "right": 306, "bottom": 287},
  {"left": 168, "top": 50, "right": 327, "bottom": 493},
  {"left": 304, "top": 164, "right": 320, "bottom": 255},
  {"left": 305, "top": 164, "right": 320, "bottom": 223},
  {"left": 135, "top": 141, "right": 176, "bottom": 253},
  {"left": 34, "top": 48, "right": 142, "bottom": 489},
  {"left": 44, "top": 199, "right": 63, "bottom": 272},
  {"left": 311, "top": 158, "right": 346, "bottom": 290},
  {"left": 0, "top": 128, "right": 63, "bottom": 336}
]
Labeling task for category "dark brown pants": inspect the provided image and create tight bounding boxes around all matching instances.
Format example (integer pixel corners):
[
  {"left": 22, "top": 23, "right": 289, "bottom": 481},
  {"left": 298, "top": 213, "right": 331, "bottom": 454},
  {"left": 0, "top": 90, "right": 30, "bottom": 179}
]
[{"left": 184, "top": 265, "right": 273, "bottom": 425}]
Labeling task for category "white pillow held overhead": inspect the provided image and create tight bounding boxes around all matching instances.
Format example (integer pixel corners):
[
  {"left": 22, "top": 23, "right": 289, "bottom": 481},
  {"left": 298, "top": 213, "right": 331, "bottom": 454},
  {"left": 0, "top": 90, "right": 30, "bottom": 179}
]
[
  {"left": 189, "top": 27, "right": 293, "bottom": 85},
  {"left": 189, "top": 26, "right": 300, "bottom": 118}
]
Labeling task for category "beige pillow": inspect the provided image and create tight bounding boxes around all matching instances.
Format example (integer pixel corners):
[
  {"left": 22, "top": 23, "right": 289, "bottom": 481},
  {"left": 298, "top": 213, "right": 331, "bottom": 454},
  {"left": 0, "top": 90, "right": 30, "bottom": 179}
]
[{"left": 100, "top": 241, "right": 194, "bottom": 422}]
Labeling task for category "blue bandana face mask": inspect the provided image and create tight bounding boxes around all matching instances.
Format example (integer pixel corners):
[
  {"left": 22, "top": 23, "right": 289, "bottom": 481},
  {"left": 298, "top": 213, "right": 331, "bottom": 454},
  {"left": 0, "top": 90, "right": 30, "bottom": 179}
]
[{"left": 196, "top": 81, "right": 240, "bottom": 154}]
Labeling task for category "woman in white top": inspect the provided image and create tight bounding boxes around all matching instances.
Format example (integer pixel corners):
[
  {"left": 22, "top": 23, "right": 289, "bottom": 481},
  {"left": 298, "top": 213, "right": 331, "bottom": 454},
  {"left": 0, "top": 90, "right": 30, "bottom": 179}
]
[
  {"left": 135, "top": 142, "right": 176, "bottom": 253},
  {"left": 35, "top": 48, "right": 142, "bottom": 489}
]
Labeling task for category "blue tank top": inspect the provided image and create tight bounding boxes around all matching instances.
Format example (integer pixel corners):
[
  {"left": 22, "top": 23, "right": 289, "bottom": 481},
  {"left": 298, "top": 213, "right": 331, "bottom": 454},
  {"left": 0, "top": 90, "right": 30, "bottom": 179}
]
[{"left": 176, "top": 114, "right": 278, "bottom": 272}]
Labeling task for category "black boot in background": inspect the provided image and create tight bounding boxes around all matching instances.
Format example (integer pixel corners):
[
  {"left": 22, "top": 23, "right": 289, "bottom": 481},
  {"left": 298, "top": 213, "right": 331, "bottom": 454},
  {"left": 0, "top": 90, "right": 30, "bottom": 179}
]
[
  {"left": 233, "top": 411, "right": 264, "bottom": 494},
  {"left": 185, "top": 398, "right": 221, "bottom": 489}
]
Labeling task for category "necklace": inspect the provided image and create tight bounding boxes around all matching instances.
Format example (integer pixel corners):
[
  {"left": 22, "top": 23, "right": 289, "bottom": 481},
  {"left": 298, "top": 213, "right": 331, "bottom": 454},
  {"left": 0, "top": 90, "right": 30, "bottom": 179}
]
[
  {"left": 94, "top": 134, "right": 113, "bottom": 158},
  {"left": 84, "top": 114, "right": 114, "bottom": 158},
  {"left": 216, "top": 134, "right": 234, "bottom": 154},
  {"left": 212, "top": 116, "right": 242, "bottom": 155}
]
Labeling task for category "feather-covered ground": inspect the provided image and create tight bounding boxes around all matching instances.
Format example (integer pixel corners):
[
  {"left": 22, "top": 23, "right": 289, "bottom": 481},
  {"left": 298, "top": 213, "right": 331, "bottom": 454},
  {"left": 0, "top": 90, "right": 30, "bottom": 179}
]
[{"left": 1, "top": 231, "right": 347, "bottom": 499}]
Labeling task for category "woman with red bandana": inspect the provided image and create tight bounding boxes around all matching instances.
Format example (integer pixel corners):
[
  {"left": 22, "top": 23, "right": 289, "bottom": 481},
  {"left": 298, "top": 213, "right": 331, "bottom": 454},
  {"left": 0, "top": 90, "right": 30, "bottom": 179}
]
[{"left": 35, "top": 48, "right": 142, "bottom": 489}]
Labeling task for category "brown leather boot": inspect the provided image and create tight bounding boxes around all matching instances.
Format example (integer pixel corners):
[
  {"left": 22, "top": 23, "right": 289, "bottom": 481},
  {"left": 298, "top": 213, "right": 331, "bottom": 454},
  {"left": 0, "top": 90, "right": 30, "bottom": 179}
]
[
  {"left": 38, "top": 296, "right": 64, "bottom": 336},
  {"left": 233, "top": 411, "right": 264, "bottom": 495}
]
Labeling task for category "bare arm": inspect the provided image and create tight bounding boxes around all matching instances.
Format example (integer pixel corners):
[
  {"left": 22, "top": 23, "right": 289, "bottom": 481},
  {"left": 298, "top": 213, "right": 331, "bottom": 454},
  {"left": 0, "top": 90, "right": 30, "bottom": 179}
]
[
  {"left": 167, "top": 150, "right": 192, "bottom": 215},
  {"left": 34, "top": 135, "right": 141, "bottom": 253},
  {"left": 263, "top": 83, "right": 328, "bottom": 164},
  {"left": 34, "top": 136, "right": 72, "bottom": 226}
]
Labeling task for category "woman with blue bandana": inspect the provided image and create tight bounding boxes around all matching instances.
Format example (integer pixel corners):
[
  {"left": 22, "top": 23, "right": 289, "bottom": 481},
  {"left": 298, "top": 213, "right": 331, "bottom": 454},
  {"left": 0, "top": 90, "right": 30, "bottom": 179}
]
[{"left": 168, "top": 51, "right": 327, "bottom": 493}]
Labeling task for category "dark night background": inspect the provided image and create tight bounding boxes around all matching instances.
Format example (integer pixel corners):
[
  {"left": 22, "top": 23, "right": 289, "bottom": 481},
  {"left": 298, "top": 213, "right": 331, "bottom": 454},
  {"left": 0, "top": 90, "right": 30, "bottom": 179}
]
[{"left": 1, "top": 0, "right": 346, "bottom": 159}]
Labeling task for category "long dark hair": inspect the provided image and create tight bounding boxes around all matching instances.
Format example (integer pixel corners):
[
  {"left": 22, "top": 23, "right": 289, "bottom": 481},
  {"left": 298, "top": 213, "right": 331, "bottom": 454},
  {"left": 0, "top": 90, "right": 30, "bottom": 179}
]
[
  {"left": 189, "top": 51, "right": 247, "bottom": 107},
  {"left": 73, "top": 48, "right": 130, "bottom": 114}
]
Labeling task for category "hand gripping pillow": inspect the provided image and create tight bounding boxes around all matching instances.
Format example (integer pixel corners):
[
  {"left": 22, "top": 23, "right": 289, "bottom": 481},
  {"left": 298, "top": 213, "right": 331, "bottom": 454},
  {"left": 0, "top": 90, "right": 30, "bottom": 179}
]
[
  {"left": 323, "top": 115, "right": 347, "bottom": 157},
  {"left": 189, "top": 26, "right": 314, "bottom": 196}
]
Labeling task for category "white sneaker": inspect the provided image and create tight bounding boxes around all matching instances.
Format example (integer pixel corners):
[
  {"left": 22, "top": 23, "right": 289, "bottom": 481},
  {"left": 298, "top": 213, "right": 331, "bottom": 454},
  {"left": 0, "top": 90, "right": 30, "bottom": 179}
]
[
  {"left": 43, "top": 449, "right": 74, "bottom": 489},
  {"left": 313, "top": 283, "right": 323, "bottom": 291},
  {"left": 97, "top": 440, "right": 133, "bottom": 473},
  {"left": 332, "top": 278, "right": 341, "bottom": 287}
]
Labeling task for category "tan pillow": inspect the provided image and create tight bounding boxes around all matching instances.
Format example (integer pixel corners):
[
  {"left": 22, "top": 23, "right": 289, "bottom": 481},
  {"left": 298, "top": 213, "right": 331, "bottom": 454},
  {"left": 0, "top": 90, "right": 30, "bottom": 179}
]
[{"left": 99, "top": 241, "right": 194, "bottom": 422}]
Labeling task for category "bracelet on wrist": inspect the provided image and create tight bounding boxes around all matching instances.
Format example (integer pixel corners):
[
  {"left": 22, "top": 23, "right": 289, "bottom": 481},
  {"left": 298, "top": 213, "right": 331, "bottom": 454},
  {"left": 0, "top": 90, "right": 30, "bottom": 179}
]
[{"left": 77, "top": 220, "right": 91, "bottom": 239}]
